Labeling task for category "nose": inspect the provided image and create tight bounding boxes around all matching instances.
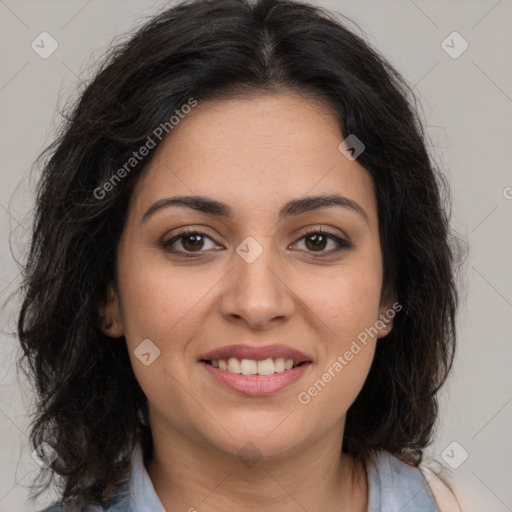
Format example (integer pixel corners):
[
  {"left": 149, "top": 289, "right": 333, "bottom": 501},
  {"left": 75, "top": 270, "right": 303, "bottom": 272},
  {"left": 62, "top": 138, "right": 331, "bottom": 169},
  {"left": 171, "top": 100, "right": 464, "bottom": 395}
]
[{"left": 219, "top": 239, "right": 295, "bottom": 330}]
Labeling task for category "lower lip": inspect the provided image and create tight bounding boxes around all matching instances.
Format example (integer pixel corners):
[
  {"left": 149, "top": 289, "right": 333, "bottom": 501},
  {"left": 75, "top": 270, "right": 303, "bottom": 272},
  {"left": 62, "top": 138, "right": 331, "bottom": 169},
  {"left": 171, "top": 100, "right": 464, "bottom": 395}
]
[{"left": 200, "top": 362, "right": 311, "bottom": 396}]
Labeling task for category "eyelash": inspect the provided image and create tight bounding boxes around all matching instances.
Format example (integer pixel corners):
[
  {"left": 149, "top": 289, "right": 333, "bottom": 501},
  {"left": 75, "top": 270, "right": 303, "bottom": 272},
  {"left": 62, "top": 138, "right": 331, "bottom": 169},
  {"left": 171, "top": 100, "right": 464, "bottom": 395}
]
[{"left": 161, "top": 227, "right": 352, "bottom": 258}]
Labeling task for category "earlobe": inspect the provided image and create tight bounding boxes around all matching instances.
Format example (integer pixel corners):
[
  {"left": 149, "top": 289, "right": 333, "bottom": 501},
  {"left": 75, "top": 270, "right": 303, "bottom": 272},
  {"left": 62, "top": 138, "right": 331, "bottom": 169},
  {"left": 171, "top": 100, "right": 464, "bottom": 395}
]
[
  {"left": 97, "top": 282, "right": 124, "bottom": 338},
  {"left": 376, "top": 317, "right": 393, "bottom": 339},
  {"left": 376, "top": 300, "right": 397, "bottom": 339}
]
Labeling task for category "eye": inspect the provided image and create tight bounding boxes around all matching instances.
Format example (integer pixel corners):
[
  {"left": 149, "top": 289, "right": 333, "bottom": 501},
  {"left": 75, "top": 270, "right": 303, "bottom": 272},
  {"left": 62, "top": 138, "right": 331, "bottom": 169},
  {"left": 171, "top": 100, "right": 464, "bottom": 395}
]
[
  {"left": 291, "top": 227, "right": 352, "bottom": 256},
  {"left": 161, "top": 229, "right": 223, "bottom": 257},
  {"left": 161, "top": 227, "right": 352, "bottom": 258}
]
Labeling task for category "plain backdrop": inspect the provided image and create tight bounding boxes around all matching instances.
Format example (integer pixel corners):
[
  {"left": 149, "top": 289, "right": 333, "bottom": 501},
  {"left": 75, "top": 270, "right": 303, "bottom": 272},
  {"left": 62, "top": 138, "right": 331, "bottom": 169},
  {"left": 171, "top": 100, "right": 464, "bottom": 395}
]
[{"left": 0, "top": 1, "right": 511, "bottom": 510}]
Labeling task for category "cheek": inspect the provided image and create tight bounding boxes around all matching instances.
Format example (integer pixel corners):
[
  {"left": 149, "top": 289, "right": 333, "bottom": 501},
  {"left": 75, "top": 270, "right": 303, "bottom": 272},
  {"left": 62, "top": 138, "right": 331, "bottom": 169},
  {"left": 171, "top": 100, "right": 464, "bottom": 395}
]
[
  {"left": 116, "top": 242, "right": 213, "bottom": 344},
  {"left": 297, "top": 271, "right": 381, "bottom": 418},
  {"left": 118, "top": 267, "right": 203, "bottom": 426},
  {"left": 115, "top": 248, "right": 217, "bottom": 401},
  {"left": 297, "top": 344, "right": 375, "bottom": 431},
  {"left": 301, "top": 260, "right": 383, "bottom": 343},
  {"left": 294, "top": 254, "right": 382, "bottom": 409}
]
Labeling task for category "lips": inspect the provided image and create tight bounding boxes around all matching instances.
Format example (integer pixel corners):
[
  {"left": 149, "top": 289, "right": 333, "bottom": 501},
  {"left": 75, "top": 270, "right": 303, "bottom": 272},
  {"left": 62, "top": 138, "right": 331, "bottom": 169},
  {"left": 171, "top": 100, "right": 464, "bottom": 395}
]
[
  {"left": 201, "top": 361, "right": 310, "bottom": 396},
  {"left": 198, "top": 344, "right": 312, "bottom": 363}
]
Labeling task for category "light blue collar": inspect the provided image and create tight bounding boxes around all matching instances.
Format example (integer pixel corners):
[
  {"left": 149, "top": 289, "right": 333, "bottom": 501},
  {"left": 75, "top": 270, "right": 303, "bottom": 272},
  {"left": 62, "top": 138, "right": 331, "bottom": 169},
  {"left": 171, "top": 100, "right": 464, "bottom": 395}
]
[{"left": 110, "top": 442, "right": 439, "bottom": 512}]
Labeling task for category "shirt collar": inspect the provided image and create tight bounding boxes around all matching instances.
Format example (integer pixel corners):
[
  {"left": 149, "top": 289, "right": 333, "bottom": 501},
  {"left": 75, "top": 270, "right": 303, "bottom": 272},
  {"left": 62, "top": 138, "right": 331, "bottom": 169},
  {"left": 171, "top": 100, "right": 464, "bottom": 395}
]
[
  {"left": 127, "top": 441, "right": 166, "bottom": 512},
  {"left": 123, "top": 442, "right": 438, "bottom": 512}
]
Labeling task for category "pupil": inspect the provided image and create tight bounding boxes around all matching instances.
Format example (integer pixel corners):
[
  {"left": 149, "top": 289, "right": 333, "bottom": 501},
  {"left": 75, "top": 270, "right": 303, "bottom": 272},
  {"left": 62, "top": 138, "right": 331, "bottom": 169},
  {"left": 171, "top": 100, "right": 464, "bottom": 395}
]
[
  {"left": 306, "top": 234, "right": 326, "bottom": 251},
  {"left": 183, "top": 234, "right": 203, "bottom": 251}
]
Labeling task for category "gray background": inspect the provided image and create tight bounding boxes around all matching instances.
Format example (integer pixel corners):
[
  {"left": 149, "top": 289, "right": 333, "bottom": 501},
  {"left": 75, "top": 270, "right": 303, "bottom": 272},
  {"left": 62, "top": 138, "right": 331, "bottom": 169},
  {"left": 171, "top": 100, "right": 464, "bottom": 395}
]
[{"left": 1, "top": 0, "right": 511, "bottom": 510}]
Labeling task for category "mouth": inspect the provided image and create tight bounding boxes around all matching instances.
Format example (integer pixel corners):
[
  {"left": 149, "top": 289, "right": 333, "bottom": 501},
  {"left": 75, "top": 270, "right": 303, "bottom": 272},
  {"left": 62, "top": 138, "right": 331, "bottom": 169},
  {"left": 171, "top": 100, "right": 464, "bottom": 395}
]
[
  {"left": 197, "top": 344, "right": 313, "bottom": 396},
  {"left": 200, "top": 359, "right": 311, "bottom": 396},
  {"left": 200, "top": 357, "right": 311, "bottom": 376}
]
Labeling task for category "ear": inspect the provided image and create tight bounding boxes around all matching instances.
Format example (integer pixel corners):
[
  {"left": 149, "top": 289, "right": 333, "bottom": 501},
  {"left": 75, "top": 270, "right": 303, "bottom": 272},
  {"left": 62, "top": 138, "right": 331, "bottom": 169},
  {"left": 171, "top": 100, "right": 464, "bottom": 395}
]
[
  {"left": 376, "top": 294, "right": 400, "bottom": 340},
  {"left": 97, "top": 281, "right": 124, "bottom": 338}
]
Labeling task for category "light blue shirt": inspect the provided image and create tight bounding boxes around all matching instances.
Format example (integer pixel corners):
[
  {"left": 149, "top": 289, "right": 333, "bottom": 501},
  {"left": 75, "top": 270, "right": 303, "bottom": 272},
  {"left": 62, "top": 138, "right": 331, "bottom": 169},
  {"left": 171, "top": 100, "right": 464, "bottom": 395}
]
[{"left": 41, "top": 441, "right": 440, "bottom": 511}]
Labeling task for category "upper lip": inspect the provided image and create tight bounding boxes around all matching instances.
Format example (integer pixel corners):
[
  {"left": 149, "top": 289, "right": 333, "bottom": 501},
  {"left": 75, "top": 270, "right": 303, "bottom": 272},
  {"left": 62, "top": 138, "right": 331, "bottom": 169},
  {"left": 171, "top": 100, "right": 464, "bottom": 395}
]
[{"left": 199, "top": 344, "right": 312, "bottom": 363}]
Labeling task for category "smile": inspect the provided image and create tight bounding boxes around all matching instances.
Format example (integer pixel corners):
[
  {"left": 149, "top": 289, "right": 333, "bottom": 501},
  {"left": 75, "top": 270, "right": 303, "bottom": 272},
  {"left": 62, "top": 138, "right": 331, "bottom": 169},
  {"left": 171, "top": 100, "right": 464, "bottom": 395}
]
[
  {"left": 200, "top": 359, "right": 312, "bottom": 396},
  {"left": 203, "top": 357, "right": 306, "bottom": 375}
]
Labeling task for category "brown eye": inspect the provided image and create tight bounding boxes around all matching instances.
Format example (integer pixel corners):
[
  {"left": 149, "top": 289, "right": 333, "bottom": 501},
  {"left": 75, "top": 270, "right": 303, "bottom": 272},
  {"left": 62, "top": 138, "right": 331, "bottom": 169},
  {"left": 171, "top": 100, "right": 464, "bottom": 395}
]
[
  {"left": 292, "top": 228, "right": 352, "bottom": 256},
  {"left": 180, "top": 233, "right": 205, "bottom": 252},
  {"left": 304, "top": 232, "right": 329, "bottom": 251},
  {"left": 162, "top": 230, "right": 222, "bottom": 257}
]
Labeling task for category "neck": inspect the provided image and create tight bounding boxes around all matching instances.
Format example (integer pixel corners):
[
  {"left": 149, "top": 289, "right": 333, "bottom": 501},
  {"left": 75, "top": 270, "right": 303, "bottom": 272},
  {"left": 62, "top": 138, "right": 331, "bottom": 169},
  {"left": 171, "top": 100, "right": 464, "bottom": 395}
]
[{"left": 145, "top": 417, "right": 368, "bottom": 512}]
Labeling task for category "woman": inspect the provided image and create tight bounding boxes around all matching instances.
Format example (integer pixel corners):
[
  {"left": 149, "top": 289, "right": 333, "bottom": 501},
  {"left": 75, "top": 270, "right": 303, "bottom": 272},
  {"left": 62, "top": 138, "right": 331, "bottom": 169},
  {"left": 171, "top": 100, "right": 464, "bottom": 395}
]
[{"left": 18, "top": 0, "right": 464, "bottom": 510}]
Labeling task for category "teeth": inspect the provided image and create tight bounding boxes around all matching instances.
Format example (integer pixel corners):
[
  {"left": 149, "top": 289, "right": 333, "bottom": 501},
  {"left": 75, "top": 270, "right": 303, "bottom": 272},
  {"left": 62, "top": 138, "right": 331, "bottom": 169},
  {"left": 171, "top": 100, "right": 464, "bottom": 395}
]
[
  {"left": 209, "top": 357, "right": 301, "bottom": 375},
  {"left": 275, "top": 358, "right": 285, "bottom": 372},
  {"left": 240, "top": 359, "right": 257, "bottom": 375},
  {"left": 228, "top": 357, "right": 241, "bottom": 374},
  {"left": 257, "top": 358, "right": 275, "bottom": 376}
]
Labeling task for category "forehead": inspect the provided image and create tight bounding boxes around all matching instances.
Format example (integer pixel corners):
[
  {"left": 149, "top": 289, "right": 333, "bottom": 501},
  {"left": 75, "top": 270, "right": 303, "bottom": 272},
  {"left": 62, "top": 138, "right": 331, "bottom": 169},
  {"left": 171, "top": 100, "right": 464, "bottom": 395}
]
[{"left": 129, "top": 93, "right": 377, "bottom": 224}]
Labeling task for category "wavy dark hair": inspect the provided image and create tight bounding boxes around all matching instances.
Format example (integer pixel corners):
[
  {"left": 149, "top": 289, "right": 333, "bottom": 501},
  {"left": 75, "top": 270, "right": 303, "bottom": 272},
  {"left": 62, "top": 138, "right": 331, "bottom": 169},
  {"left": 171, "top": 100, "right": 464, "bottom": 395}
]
[{"left": 17, "top": 0, "right": 464, "bottom": 508}]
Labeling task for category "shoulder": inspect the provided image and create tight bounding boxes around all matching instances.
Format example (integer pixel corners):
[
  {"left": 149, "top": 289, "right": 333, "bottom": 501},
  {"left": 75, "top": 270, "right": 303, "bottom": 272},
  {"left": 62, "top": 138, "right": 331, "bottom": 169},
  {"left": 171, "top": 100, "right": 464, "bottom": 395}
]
[
  {"left": 367, "top": 451, "right": 442, "bottom": 512},
  {"left": 420, "top": 462, "right": 463, "bottom": 512}
]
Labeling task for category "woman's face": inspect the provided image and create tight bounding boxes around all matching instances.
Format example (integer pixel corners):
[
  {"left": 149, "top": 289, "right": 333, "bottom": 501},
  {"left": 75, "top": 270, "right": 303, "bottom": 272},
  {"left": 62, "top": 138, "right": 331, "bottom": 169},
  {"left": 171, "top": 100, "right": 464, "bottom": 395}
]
[{"left": 104, "top": 92, "right": 394, "bottom": 459}]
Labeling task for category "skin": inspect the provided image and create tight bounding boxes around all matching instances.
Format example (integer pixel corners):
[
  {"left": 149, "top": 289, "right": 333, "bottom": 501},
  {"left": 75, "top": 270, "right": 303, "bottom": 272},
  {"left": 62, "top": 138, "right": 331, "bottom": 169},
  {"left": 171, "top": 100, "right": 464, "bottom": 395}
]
[{"left": 100, "top": 92, "right": 395, "bottom": 512}]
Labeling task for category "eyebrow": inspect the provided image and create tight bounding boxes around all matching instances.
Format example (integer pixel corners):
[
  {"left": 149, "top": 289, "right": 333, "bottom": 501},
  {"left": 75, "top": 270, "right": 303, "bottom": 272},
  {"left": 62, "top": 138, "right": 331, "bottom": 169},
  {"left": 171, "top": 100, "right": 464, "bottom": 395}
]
[{"left": 142, "top": 193, "right": 368, "bottom": 224}]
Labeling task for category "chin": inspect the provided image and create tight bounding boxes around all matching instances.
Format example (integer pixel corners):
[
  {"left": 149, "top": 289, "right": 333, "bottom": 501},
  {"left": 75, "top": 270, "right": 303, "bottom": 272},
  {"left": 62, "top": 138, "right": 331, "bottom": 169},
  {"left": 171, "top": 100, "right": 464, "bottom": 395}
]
[{"left": 204, "top": 420, "right": 310, "bottom": 461}]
